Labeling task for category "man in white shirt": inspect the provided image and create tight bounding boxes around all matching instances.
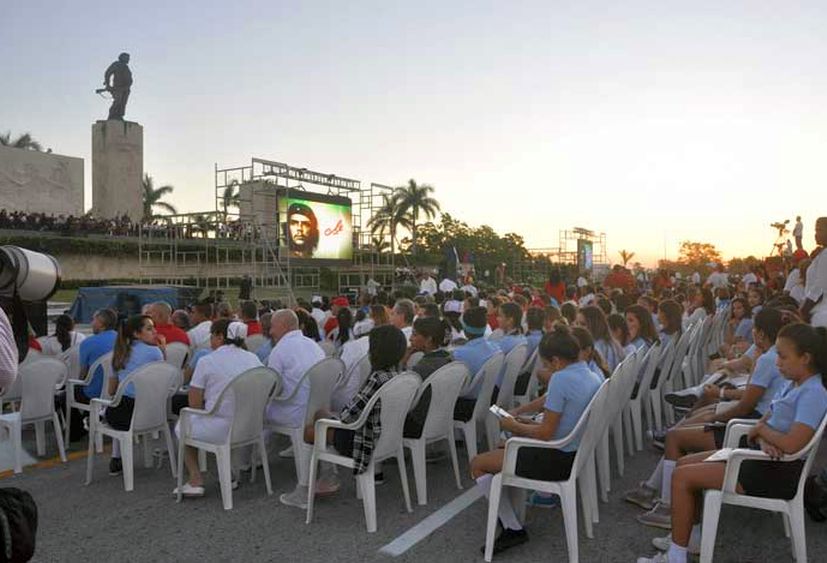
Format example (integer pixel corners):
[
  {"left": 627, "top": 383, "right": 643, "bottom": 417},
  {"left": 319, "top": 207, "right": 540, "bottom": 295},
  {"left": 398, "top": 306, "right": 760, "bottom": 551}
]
[
  {"left": 801, "top": 217, "right": 827, "bottom": 327},
  {"left": 310, "top": 299, "right": 326, "bottom": 330},
  {"left": 187, "top": 303, "right": 213, "bottom": 349},
  {"left": 691, "top": 271, "right": 701, "bottom": 285},
  {"left": 461, "top": 279, "right": 478, "bottom": 296},
  {"left": 365, "top": 277, "right": 381, "bottom": 297},
  {"left": 794, "top": 215, "right": 804, "bottom": 251},
  {"left": 419, "top": 272, "right": 437, "bottom": 295},
  {"left": 705, "top": 265, "right": 729, "bottom": 290},
  {"left": 266, "top": 309, "right": 325, "bottom": 509},
  {"left": 576, "top": 275, "right": 588, "bottom": 288},
  {"left": 391, "top": 298, "right": 415, "bottom": 341},
  {"left": 439, "top": 276, "right": 458, "bottom": 294},
  {"left": 741, "top": 267, "right": 758, "bottom": 289}
]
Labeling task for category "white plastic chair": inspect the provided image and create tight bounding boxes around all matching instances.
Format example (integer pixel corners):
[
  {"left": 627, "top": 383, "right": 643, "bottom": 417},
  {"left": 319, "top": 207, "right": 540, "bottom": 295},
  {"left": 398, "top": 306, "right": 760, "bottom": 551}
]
[
  {"left": 453, "top": 352, "right": 505, "bottom": 463},
  {"left": 319, "top": 340, "right": 337, "bottom": 358},
  {"left": 306, "top": 372, "right": 421, "bottom": 532},
  {"left": 402, "top": 362, "right": 470, "bottom": 505},
  {"left": 85, "top": 361, "right": 180, "bottom": 491},
  {"left": 65, "top": 352, "right": 114, "bottom": 451},
  {"left": 595, "top": 354, "right": 637, "bottom": 503},
  {"left": 649, "top": 328, "right": 690, "bottom": 432},
  {"left": 177, "top": 367, "right": 281, "bottom": 510},
  {"left": 699, "top": 414, "right": 827, "bottom": 563},
  {"left": 485, "top": 345, "right": 529, "bottom": 447},
  {"left": 164, "top": 342, "right": 190, "bottom": 370},
  {"left": 624, "top": 342, "right": 663, "bottom": 452},
  {"left": 483, "top": 380, "right": 610, "bottom": 562},
  {"left": 512, "top": 349, "right": 539, "bottom": 407},
  {"left": 244, "top": 334, "right": 267, "bottom": 354},
  {"left": 406, "top": 351, "right": 425, "bottom": 369},
  {"left": 0, "top": 358, "right": 68, "bottom": 473},
  {"left": 332, "top": 352, "right": 371, "bottom": 412},
  {"left": 263, "top": 358, "right": 345, "bottom": 491}
]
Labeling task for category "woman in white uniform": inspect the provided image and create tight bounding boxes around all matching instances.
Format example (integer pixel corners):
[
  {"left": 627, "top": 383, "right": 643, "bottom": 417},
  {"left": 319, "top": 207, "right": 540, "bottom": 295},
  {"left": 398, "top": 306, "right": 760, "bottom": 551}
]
[{"left": 174, "top": 319, "right": 263, "bottom": 497}]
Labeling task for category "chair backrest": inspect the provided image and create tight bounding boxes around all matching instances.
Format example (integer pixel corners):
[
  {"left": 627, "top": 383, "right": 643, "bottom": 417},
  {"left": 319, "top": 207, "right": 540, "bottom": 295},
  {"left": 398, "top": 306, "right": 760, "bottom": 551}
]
[
  {"left": 354, "top": 353, "right": 372, "bottom": 389},
  {"left": 118, "top": 361, "right": 181, "bottom": 433},
  {"left": 244, "top": 334, "right": 267, "bottom": 353},
  {"left": 370, "top": 372, "right": 421, "bottom": 460},
  {"left": 790, "top": 409, "right": 827, "bottom": 499},
  {"left": 319, "top": 340, "right": 336, "bottom": 358},
  {"left": 89, "top": 352, "right": 115, "bottom": 399},
  {"left": 470, "top": 352, "right": 505, "bottom": 423},
  {"left": 495, "top": 344, "right": 529, "bottom": 409},
  {"left": 59, "top": 345, "right": 82, "bottom": 387},
  {"left": 418, "top": 362, "right": 471, "bottom": 440},
  {"left": 406, "top": 351, "right": 425, "bottom": 369},
  {"left": 164, "top": 342, "right": 190, "bottom": 370},
  {"left": 223, "top": 367, "right": 281, "bottom": 444},
  {"left": 15, "top": 358, "right": 67, "bottom": 421},
  {"left": 302, "top": 357, "right": 346, "bottom": 426},
  {"left": 572, "top": 380, "right": 611, "bottom": 475},
  {"left": 634, "top": 341, "right": 663, "bottom": 402},
  {"left": 660, "top": 326, "right": 693, "bottom": 394}
]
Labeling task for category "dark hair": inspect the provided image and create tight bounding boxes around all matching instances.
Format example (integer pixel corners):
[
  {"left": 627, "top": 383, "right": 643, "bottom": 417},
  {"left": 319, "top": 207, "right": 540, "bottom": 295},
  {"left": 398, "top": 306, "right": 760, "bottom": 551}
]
[
  {"left": 335, "top": 307, "right": 353, "bottom": 346},
  {"left": 421, "top": 303, "right": 440, "bottom": 319},
  {"left": 413, "top": 316, "right": 449, "bottom": 348},
  {"left": 571, "top": 325, "right": 609, "bottom": 377},
  {"left": 659, "top": 299, "right": 683, "bottom": 336},
  {"left": 296, "top": 309, "right": 321, "bottom": 342},
  {"left": 549, "top": 269, "right": 562, "bottom": 285},
  {"left": 748, "top": 286, "right": 766, "bottom": 305},
  {"left": 526, "top": 307, "right": 546, "bottom": 331},
  {"left": 54, "top": 314, "right": 74, "bottom": 352},
  {"left": 730, "top": 297, "right": 751, "bottom": 320},
  {"left": 560, "top": 302, "right": 577, "bottom": 325},
  {"left": 544, "top": 305, "right": 562, "bottom": 326},
  {"left": 93, "top": 308, "right": 118, "bottom": 331},
  {"left": 369, "top": 305, "right": 389, "bottom": 326},
  {"left": 113, "top": 315, "right": 152, "bottom": 371},
  {"left": 193, "top": 303, "right": 213, "bottom": 320},
  {"left": 701, "top": 288, "right": 715, "bottom": 316},
  {"left": 607, "top": 313, "right": 629, "bottom": 345},
  {"left": 753, "top": 307, "right": 786, "bottom": 343},
  {"left": 777, "top": 324, "right": 827, "bottom": 377},
  {"left": 240, "top": 301, "right": 258, "bottom": 321},
  {"left": 210, "top": 319, "right": 246, "bottom": 348},
  {"left": 595, "top": 297, "right": 612, "bottom": 317},
  {"left": 539, "top": 325, "right": 580, "bottom": 363},
  {"left": 462, "top": 306, "right": 488, "bottom": 340},
  {"left": 499, "top": 302, "right": 524, "bottom": 334},
  {"left": 368, "top": 325, "right": 407, "bottom": 371},
  {"left": 625, "top": 304, "right": 659, "bottom": 344}
]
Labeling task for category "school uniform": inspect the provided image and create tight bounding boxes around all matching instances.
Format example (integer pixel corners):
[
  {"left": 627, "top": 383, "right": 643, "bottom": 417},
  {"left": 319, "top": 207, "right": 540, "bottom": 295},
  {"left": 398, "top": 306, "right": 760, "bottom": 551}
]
[{"left": 106, "top": 342, "right": 164, "bottom": 430}]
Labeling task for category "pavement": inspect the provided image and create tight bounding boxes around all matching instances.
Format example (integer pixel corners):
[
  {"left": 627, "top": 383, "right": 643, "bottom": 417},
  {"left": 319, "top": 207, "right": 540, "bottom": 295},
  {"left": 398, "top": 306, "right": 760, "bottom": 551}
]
[{"left": 3, "top": 427, "right": 827, "bottom": 562}]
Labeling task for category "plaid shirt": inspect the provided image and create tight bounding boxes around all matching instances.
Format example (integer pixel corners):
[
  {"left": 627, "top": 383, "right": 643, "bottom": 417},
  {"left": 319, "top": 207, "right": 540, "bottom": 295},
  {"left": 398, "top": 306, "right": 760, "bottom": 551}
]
[{"left": 339, "top": 369, "right": 397, "bottom": 475}]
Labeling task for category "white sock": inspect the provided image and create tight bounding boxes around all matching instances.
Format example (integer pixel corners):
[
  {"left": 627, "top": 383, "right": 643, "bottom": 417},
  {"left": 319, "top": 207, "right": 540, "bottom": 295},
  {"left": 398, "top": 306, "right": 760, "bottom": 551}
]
[
  {"left": 661, "top": 460, "right": 676, "bottom": 506},
  {"left": 112, "top": 439, "right": 121, "bottom": 459},
  {"left": 645, "top": 457, "right": 664, "bottom": 490},
  {"left": 667, "top": 542, "right": 687, "bottom": 563},
  {"left": 476, "top": 475, "right": 523, "bottom": 531},
  {"left": 689, "top": 524, "right": 701, "bottom": 549}
]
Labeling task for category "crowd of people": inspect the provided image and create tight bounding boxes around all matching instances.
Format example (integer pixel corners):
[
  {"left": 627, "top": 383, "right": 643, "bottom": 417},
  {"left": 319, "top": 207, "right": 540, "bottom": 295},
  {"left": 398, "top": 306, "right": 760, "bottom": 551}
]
[
  {"left": 0, "top": 210, "right": 137, "bottom": 236},
  {"left": 13, "top": 216, "right": 827, "bottom": 560}
]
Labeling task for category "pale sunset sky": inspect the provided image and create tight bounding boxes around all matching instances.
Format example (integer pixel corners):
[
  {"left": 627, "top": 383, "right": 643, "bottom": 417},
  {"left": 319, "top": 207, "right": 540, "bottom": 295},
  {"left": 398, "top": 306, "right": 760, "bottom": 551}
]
[{"left": 2, "top": 1, "right": 826, "bottom": 266}]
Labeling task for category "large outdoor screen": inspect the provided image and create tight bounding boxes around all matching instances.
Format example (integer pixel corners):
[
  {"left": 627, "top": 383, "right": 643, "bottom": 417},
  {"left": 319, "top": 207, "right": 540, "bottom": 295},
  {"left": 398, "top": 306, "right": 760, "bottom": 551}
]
[
  {"left": 577, "top": 239, "right": 593, "bottom": 272},
  {"left": 277, "top": 191, "right": 353, "bottom": 264}
]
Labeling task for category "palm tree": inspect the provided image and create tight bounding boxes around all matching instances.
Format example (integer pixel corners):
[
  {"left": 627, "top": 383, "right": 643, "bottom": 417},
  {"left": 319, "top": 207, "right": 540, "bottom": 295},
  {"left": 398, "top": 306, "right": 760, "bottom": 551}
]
[
  {"left": 395, "top": 179, "right": 440, "bottom": 254},
  {"left": 367, "top": 192, "right": 411, "bottom": 257},
  {"left": 142, "top": 173, "right": 177, "bottom": 221},
  {"left": 222, "top": 179, "right": 241, "bottom": 214},
  {"left": 189, "top": 213, "right": 213, "bottom": 238},
  {"left": 618, "top": 249, "right": 636, "bottom": 267},
  {"left": 0, "top": 131, "right": 42, "bottom": 151}
]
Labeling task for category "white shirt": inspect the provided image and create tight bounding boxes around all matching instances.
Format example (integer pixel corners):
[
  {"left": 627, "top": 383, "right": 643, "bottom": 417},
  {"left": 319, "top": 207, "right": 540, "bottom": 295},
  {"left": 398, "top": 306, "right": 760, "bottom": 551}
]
[
  {"left": 691, "top": 272, "right": 701, "bottom": 284},
  {"left": 266, "top": 330, "right": 325, "bottom": 427},
  {"left": 191, "top": 345, "right": 263, "bottom": 419},
  {"left": 366, "top": 278, "right": 381, "bottom": 296},
  {"left": 401, "top": 325, "right": 413, "bottom": 342},
  {"left": 419, "top": 277, "right": 437, "bottom": 295},
  {"left": 805, "top": 249, "right": 827, "bottom": 326},
  {"left": 339, "top": 336, "right": 370, "bottom": 373},
  {"left": 580, "top": 293, "right": 596, "bottom": 306},
  {"left": 784, "top": 269, "right": 801, "bottom": 293},
  {"left": 794, "top": 221, "right": 803, "bottom": 237},
  {"left": 188, "top": 320, "right": 212, "bottom": 349},
  {"left": 742, "top": 272, "right": 758, "bottom": 287},
  {"left": 461, "top": 284, "right": 478, "bottom": 296},
  {"left": 439, "top": 278, "right": 458, "bottom": 293},
  {"left": 576, "top": 276, "right": 588, "bottom": 288},
  {"left": 41, "top": 332, "right": 86, "bottom": 356},
  {"left": 706, "top": 271, "right": 729, "bottom": 289}
]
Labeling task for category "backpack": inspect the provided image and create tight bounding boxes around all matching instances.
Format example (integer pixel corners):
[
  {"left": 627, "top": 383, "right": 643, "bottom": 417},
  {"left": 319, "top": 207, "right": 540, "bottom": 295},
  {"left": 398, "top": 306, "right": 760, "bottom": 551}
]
[
  {"left": 804, "top": 471, "right": 827, "bottom": 523},
  {"left": 0, "top": 488, "right": 37, "bottom": 562}
]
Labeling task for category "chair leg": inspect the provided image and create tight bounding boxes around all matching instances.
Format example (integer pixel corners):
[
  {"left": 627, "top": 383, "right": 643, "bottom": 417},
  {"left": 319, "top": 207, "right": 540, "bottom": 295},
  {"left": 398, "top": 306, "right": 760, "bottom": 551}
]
[
  {"left": 143, "top": 434, "right": 153, "bottom": 469},
  {"left": 259, "top": 437, "right": 273, "bottom": 495},
  {"left": 463, "top": 423, "right": 478, "bottom": 465},
  {"left": 597, "top": 433, "right": 610, "bottom": 501},
  {"left": 64, "top": 400, "right": 72, "bottom": 450},
  {"left": 651, "top": 394, "right": 663, "bottom": 433},
  {"left": 306, "top": 450, "right": 319, "bottom": 524},
  {"left": 85, "top": 424, "right": 96, "bottom": 485},
  {"left": 612, "top": 415, "right": 625, "bottom": 477},
  {"left": 586, "top": 455, "right": 599, "bottom": 524},
  {"left": 34, "top": 420, "right": 45, "bottom": 456},
  {"left": 162, "top": 424, "right": 177, "bottom": 478},
  {"left": 176, "top": 437, "right": 185, "bottom": 503},
  {"left": 631, "top": 402, "right": 644, "bottom": 451},
  {"left": 52, "top": 413, "right": 67, "bottom": 462},
  {"left": 359, "top": 468, "right": 378, "bottom": 532},
  {"left": 11, "top": 420, "right": 22, "bottom": 474},
  {"left": 622, "top": 408, "right": 634, "bottom": 457},
  {"left": 484, "top": 414, "right": 499, "bottom": 453},
  {"left": 483, "top": 474, "right": 503, "bottom": 562},
  {"left": 579, "top": 463, "right": 595, "bottom": 538},
  {"left": 560, "top": 487, "right": 579, "bottom": 563},
  {"left": 122, "top": 437, "right": 134, "bottom": 492},
  {"left": 95, "top": 430, "right": 103, "bottom": 454},
  {"left": 782, "top": 511, "right": 791, "bottom": 538},
  {"left": 396, "top": 449, "right": 413, "bottom": 513},
  {"left": 788, "top": 503, "right": 807, "bottom": 562},
  {"left": 447, "top": 434, "right": 463, "bottom": 490},
  {"left": 409, "top": 441, "right": 428, "bottom": 506},
  {"left": 216, "top": 447, "right": 233, "bottom": 510},
  {"left": 198, "top": 449, "right": 207, "bottom": 472},
  {"left": 700, "top": 492, "right": 722, "bottom": 563}
]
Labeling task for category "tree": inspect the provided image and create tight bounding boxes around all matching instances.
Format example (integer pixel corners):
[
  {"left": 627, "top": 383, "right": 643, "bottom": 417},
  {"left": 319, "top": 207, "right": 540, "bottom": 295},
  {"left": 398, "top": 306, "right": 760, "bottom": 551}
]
[
  {"left": 142, "top": 173, "right": 177, "bottom": 221},
  {"left": 395, "top": 179, "right": 440, "bottom": 255},
  {"left": 189, "top": 213, "right": 212, "bottom": 238},
  {"left": 678, "top": 240, "right": 722, "bottom": 270},
  {"left": 366, "top": 193, "right": 411, "bottom": 257},
  {"left": 618, "top": 249, "right": 635, "bottom": 267},
  {"left": 0, "top": 131, "right": 42, "bottom": 151}
]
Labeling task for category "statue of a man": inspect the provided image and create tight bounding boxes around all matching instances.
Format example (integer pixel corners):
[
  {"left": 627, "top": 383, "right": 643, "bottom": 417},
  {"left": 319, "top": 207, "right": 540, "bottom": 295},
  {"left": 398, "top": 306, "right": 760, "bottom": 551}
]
[{"left": 103, "top": 52, "right": 133, "bottom": 120}]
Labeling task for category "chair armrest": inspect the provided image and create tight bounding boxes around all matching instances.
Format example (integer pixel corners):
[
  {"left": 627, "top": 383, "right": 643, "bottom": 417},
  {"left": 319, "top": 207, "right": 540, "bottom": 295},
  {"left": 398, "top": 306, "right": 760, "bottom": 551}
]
[
  {"left": 90, "top": 398, "right": 113, "bottom": 409},
  {"left": 722, "top": 419, "right": 759, "bottom": 447},
  {"left": 502, "top": 435, "right": 577, "bottom": 474},
  {"left": 178, "top": 406, "right": 210, "bottom": 436},
  {"left": 67, "top": 378, "right": 86, "bottom": 386},
  {"left": 721, "top": 448, "right": 772, "bottom": 493},
  {"left": 313, "top": 416, "right": 367, "bottom": 451}
]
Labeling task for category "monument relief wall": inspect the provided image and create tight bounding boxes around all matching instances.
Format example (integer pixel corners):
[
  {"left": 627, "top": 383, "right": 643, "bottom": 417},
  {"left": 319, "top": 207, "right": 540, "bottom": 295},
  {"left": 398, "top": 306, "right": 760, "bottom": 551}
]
[{"left": 0, "top": 145, "right": 84, "bottom": 215}]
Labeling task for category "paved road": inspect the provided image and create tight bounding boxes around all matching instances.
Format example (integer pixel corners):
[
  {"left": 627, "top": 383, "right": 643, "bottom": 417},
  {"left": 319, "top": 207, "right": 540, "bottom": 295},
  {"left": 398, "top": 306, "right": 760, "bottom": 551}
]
[{"left": 4, "top": 429, "right": 827, "bottom": 562}]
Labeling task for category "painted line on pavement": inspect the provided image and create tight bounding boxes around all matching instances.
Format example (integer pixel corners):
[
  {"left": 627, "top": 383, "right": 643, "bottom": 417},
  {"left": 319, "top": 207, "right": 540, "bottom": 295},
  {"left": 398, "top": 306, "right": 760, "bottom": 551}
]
[
  {"left": 379, "top": 486, "right": 483, "bottom": 557},
  {"left": 0, "top": 446, "right": 108, "bottom": 480}
]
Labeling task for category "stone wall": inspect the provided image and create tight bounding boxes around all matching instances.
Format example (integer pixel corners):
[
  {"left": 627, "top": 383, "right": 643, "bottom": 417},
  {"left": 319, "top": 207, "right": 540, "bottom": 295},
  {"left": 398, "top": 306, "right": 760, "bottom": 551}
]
[
  {"left": 91, "top": 120, "right": 143, "bottom": 221},
  {"left": 0, "top": 145, "right": 84, "bottom": 215},
  {"left": 57, "top": 253, "right": 142, "bottom": 281}
]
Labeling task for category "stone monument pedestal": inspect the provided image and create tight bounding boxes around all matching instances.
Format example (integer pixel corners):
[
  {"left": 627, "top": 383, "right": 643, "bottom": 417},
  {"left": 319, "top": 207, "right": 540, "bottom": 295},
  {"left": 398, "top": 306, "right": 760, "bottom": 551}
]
[{"left": 91, "top": 120, "right": 143, "bottom": 221}]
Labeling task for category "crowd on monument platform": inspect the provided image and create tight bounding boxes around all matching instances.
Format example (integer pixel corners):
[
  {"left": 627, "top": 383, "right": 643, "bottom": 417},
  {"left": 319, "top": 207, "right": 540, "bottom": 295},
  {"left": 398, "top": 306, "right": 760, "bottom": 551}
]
[{"left": 0, "top": 210, "right": 136, "bottom": 236}]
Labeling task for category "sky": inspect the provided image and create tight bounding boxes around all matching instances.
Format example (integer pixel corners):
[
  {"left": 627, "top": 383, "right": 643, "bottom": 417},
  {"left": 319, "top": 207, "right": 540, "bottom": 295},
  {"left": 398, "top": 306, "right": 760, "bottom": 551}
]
[{"left": 2, "top": 1, "right": 827, "bottom": 267}]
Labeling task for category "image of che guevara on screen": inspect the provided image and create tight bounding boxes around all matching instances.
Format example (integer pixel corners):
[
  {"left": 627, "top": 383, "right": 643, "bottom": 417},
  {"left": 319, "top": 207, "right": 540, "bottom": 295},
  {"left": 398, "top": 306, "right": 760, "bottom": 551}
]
[{"left": 279, "top": 193, "right": 353, "bottom": 263}]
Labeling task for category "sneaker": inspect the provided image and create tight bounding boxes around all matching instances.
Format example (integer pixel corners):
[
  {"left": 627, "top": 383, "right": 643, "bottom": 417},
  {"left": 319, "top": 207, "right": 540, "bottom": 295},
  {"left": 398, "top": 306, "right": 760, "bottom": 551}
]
[
  {"left": 664, "top": 393, "right": 698, "bottom": 409},
  {"left": 636, "top": 553, "right": 669, "bottom": 563},
  {"left": 280, "top": 486, "right": 309, "bottom": 509},
  {"left": 479, "top": 528, "right": 529, "bottom": 555},
  {"left": 109, "top": 457, "right": 123, "bottom": 476},
  {"left": 172, "top": 482, "right": 205, "bottom": 497},
  {"left": 279, "top": 445, "right": 294, "bottom": 458},
  {"left": 652, "top": 533, "right": 700, "bottom": 555},
  {"left": 625, "top": 482, "right": 659, "bottom": 510},
  {"left": 527, "top": 492, "right": 560, "bottom": 509},
  {"left": 637, "top": 502, "right": 672, "bottom": 530},
  {"left": 314, "top": 475, "right": 341, "bottom": 496}
]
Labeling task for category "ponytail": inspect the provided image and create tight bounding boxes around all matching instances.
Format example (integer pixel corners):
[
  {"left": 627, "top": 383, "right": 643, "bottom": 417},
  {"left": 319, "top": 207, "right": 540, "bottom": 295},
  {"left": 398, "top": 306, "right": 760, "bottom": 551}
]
[
  {"left": 777, "top": 323, "right": 827, "bottom": 381},
  {"left": 54, "top": 314, "right": 73, "bottom": 352},
  {"left": 113, "top": 314, "right": 150, "bottom": 371}
]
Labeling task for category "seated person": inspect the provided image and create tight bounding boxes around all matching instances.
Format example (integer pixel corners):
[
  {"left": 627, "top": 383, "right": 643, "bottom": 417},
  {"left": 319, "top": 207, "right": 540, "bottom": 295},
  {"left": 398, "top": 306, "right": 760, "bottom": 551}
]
[
  {"left": 254, "top": 312, "right": 274, "bottom": 363},
  {"left": 470, "top": 326, "right": 603, "bottom": 555},
  {"left": 490, "top": 301, "right": 528, "bottom": 389},
  {"left": 173, "top": 320, "right": 263, "bottom": 497},
  {"left": 402, "top": 317, "right": 454, "bottom": 439},
  {"left": 577, "top": 305, "right": 624, "bottom": 373},
  {"left": 452, "top": 307, "right": 501, "bottom": 421},
  {"left": 720, "top": 297, "right": 753, "bottom": 358},
  {"left": 637, "top": 322, "right": 827, "bottom": 562},
  {"left": 524, "top": 307, "right": 545, "bottom": 360},
  {"left": 239, "top": 301, "right": 261, "bottom": 336},
  {"left": 148, "top": 302, "right": 190, "bottom": 346},
  {"left": 626, "top": 304, "right": 658, "bottom": 350},
  {"left": 106, "top": 315, "right": 165, "bottom": 476},
  {"left": 571, "top": 326, "right": 610, "bottom": 378},
  {"left": 41, "top": 314, "right": 86, "bottom": 356},
  {"left": 608, "top": 313, "right": 636, "bottom": 357},
  {"left": 187, "top": 303, "right": 213, "bottom": 350},
  {"left": 628, "top": 308, "right": 789, "bottom": 528}
]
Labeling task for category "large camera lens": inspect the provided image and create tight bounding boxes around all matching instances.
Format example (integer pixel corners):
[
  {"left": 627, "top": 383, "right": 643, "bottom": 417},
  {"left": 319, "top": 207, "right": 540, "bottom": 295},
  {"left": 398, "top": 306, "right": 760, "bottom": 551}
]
[{"left": 0, "top": 246, "right": 61, "bottom": 302}]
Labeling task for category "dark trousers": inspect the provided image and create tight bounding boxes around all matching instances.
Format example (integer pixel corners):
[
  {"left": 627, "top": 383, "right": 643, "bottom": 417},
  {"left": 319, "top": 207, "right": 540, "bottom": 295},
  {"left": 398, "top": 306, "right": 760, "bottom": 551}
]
[
  {"left": 54, "top": 387, "right": 92, "bottom": 442},
  {"left": 108, "top": 88, "right": 130, "bottom": 120}
]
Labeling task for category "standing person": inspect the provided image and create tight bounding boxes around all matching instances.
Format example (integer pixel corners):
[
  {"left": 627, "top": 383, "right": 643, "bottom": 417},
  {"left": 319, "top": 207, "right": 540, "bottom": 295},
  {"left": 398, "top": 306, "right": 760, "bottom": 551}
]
[
  {"left": 419, "top": 272, "right": 437, "bottom": 296},
  {"left": 239, "top": 275, "right": 253, "bottom": 301},
  {"left": 544, "top": 270, "right": 567, "bottom": 306},
  {"left": 107, "top": 315, "right": 165, "bottom": 476},
  {"left": 439, "top": 274, "right": 458, "bottom": 294},
  {"left": 801, "top": 217, "right": 827, "bottom": 327},
  {"left": 794, "top": 215, "right": 804, "bottom": 251}
]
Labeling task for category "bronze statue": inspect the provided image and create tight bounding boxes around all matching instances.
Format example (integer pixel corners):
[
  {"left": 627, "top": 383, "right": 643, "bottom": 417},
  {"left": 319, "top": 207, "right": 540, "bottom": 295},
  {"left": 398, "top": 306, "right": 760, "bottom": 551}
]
[{"left": 98, "top": 53, "right": 133, "bottom": 120}]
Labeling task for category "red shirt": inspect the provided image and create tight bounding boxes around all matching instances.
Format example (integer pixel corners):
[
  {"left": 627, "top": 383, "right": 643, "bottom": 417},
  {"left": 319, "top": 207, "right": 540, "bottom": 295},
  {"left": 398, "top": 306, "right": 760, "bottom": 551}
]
[
  {"left": 487, "top": 313, "right": 499, "bottom": 330},
  {"left": 155, "top": 323, "right": 190, "bottom": 346},
  {"left": 28, "top": 336, "right": 42, "bottom": 351},
  {"left": 245, "top": 320, "right": 262, "bottom": 336},
  {"left": 323, "top": 317, "right": 338, "bottom": 336},
  {"left": 544, "top": 281, "right": 566, "bottom": 304}
]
